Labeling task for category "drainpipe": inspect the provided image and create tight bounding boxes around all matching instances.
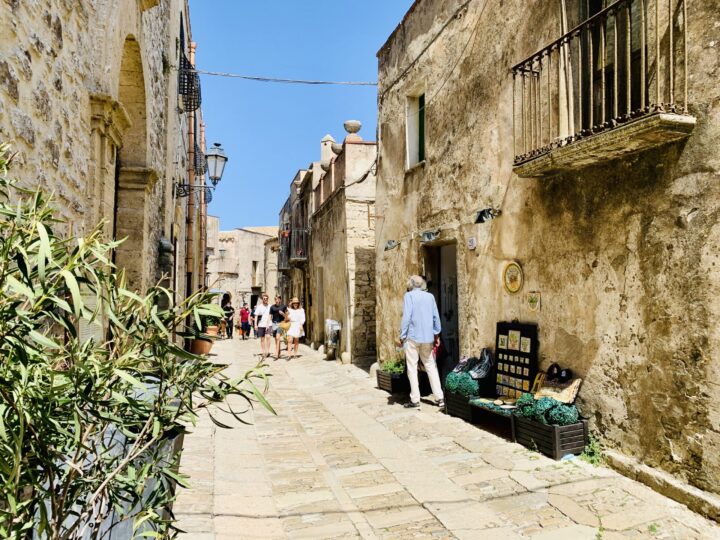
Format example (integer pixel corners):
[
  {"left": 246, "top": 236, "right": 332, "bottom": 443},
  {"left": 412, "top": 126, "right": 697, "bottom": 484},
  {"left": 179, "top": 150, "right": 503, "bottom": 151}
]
[
  {"left": 199, "top": 121, "right": 207, "bottom": 289},
  {"left": 185, "top": 42, "right": 197, "bottom": 293}
]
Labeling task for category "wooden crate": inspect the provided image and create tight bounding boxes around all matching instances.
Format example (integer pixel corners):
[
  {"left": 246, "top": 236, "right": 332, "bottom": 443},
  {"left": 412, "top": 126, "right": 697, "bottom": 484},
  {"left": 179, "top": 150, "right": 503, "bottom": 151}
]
[
  {"left": 470, "top": 404, "right": 514, "bottom": 440},
  {"left": 445, "top": 391, "right": 473, "bottom": 422},
  {"left": 376, "top": 370, "right": 433, "bottom": 396},
  {"left": 376, "top": 371, "right": 409, "bottom": 394},
  {"left": 513, "top": 416, "right": 588, "bottom": 460}
]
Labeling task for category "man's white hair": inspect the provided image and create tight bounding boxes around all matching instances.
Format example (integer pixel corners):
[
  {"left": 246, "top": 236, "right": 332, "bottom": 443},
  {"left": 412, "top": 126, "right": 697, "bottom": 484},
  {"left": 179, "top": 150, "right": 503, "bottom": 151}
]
[{"left": 407, "top": 275, "right": 427, "bottom": 291}]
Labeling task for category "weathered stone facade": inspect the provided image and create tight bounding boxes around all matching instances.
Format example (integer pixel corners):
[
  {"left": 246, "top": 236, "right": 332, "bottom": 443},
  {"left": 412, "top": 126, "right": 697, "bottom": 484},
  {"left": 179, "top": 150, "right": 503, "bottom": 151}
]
[
  {"left": 205, "top": 221, "right": 278, "bottom": 306},
  {"left": 0, "top": 0, "right": 208, "bottom": 295},
  {"left": 376, "top": 0, "right": 720, "bottom": 516},
  {"left": 308, "top": 125, "right": 377, "bottom": 365}
]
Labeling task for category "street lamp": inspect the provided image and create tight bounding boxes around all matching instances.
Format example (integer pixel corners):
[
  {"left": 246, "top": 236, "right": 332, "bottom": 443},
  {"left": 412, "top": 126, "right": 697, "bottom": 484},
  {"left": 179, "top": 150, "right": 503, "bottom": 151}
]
[
  {"left": 206, "top": 142, "right": 228, "bottom": 187},
  {"left": 175, "top": 142, "right": 228, "bottom": 198}
]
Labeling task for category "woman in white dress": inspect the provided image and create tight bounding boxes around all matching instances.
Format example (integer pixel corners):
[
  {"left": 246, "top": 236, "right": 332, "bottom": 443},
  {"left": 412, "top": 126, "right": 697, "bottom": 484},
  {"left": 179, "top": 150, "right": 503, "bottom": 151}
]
[{"left": 286, "top": 297, "right": 306, "bottom": 359}]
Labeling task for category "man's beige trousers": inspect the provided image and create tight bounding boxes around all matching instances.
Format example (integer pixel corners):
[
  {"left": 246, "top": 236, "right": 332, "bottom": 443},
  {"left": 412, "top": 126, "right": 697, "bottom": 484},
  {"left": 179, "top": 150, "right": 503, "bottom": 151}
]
[{"left": 405, "top": 340, "right": 444, "bottom": 404}]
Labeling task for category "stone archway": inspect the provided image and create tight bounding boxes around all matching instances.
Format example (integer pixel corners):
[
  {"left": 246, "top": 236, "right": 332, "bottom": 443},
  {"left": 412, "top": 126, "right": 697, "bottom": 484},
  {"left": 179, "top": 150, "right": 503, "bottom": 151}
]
[{"left": 112, "top": 35, "right": 158, "bottom": 292}]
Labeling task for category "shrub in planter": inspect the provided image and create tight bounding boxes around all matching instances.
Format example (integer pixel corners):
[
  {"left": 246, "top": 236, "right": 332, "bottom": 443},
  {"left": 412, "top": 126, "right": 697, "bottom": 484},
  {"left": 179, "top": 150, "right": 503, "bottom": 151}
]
[
  {"left": 0, "top": 145, "right": 274, "bottom": 537},
  {"left": 377, "top": 357, "right": 409, "bottom": 394}
]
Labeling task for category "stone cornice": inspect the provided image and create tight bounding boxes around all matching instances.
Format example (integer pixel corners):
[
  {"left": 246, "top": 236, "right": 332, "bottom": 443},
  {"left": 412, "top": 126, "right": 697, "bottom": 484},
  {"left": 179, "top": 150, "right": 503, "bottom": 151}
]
[{"left": 118, "top": 166, "right": 159, "bottom": 191}]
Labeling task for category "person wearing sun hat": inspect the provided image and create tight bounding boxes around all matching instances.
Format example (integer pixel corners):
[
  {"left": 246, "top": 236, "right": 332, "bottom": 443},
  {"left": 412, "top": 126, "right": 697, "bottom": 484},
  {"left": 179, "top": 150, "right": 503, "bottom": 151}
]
[{"left": 286, "top": 297, "right": 306, "bottom": 359}]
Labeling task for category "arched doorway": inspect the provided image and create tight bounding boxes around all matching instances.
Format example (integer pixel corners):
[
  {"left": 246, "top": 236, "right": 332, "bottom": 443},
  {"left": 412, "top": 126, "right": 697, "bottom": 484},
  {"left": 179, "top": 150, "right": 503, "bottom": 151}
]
[{"left": 112, "top": 35, "right": 157, "bottom": 292}]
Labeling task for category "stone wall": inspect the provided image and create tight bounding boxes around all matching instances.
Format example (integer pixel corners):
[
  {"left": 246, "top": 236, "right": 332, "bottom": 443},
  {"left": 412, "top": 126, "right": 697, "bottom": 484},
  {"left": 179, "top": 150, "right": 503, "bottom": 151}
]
[
  {"left": 0, "top": 0, "right": 199, "bottom": 294},
  {"left": 206, "top": 228, "right": 277, "bottom": 306},
  {"left": 376, "top": 0, "right": 720, "bottom": 502}
]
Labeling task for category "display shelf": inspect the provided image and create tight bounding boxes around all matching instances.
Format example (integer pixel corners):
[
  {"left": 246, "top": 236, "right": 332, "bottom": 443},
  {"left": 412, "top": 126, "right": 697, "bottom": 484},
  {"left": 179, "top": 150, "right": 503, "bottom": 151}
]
[{"left": 513, "top": 416, "right": 588, "bottom": 460}]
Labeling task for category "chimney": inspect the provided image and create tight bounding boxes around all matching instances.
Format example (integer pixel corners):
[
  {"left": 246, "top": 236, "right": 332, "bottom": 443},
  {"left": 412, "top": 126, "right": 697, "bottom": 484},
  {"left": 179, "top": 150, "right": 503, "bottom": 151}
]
[{"left": 320, "top": 134, "right": 335, "bottom": 162}]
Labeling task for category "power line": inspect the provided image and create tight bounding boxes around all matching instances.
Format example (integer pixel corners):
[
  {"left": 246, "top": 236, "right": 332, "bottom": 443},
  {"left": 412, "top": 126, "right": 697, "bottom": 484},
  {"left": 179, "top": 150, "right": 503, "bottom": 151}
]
[{"left": 191, "top": 69, "right": 377, "bottom": 87}]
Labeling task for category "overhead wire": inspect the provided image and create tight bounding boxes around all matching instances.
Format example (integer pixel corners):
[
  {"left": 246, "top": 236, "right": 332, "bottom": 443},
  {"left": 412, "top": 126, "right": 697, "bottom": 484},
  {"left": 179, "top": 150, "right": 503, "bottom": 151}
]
[{"left": 189, "top": 69, "right": 377, "bottom": 87}]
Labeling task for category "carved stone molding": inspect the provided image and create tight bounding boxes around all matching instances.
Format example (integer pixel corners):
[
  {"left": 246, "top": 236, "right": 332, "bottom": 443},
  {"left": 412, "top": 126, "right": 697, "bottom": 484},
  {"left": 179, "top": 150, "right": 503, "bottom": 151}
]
[{"left": 90, "top": 94, "right": 131, "bottom": 147}]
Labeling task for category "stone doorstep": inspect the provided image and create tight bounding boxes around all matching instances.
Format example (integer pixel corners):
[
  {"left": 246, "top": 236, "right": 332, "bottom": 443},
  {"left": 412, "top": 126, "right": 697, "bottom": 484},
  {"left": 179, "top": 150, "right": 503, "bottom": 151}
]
[{"left": 604, "top": 450, "right": 720, "bottom": 524}]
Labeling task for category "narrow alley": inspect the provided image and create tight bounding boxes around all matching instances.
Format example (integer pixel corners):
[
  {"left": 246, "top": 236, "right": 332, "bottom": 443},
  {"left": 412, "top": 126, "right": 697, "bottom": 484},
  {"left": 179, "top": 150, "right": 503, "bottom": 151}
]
[{"left": 174, "top": 339, "right": 719, "bottom": 540}]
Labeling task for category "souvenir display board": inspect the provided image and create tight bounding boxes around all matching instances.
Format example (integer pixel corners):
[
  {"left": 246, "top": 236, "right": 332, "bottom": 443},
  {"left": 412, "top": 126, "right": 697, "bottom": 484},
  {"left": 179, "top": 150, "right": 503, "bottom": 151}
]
[{"left": 494, "top": 321, "right": 538, "bottom": 398}]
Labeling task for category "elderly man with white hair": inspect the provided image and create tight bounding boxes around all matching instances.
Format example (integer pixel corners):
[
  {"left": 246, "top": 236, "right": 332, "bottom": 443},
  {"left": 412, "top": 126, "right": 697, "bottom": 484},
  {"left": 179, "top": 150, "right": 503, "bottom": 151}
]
[{"left": 396, "top": 275, "right": 445, "bottom": 409}]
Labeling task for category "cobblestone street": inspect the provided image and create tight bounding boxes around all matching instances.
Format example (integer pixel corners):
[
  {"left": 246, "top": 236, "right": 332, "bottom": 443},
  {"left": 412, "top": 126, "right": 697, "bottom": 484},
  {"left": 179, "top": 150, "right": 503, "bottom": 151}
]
[{"left": 174, "top": 339, "right": 720, "bottom": 540}]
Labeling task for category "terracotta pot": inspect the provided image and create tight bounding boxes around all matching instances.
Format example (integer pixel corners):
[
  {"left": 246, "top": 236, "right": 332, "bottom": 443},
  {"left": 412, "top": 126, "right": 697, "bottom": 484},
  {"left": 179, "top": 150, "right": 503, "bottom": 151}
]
[
  {"left": 190, "top": 338, "right": 213, "bottom": 355},
  {"left": 206, "top": 325, "right": 219, "bottom": 336}
]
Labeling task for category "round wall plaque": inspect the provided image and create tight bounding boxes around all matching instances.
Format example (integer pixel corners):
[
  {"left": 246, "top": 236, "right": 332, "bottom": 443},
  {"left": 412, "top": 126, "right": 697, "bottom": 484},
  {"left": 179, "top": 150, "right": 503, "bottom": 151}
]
[{"left": 503, "top": 261, "right": 524, "bottom": 294}]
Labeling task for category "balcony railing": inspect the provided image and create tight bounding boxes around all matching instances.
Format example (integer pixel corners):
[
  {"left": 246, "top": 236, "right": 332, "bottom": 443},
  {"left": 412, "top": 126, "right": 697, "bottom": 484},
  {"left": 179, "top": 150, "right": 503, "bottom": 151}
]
[
  {"left": 289, "top": 229, "right": 308, "bottom": 263},
  {"left": 278, "top": 235, "right": 290, "bottom": 271},
  {"left": 512, "top": 0, "right": 691, "bottom": 172}
]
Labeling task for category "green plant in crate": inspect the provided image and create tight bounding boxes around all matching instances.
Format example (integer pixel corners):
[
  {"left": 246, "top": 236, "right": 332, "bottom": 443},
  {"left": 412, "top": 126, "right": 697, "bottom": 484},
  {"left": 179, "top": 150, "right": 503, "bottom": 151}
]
[
  {"left": 381, "top": 356, "right": 405, "bottom": 374},
  {"left": 0, "top": 144, "right": 274, "bottom": 538}
]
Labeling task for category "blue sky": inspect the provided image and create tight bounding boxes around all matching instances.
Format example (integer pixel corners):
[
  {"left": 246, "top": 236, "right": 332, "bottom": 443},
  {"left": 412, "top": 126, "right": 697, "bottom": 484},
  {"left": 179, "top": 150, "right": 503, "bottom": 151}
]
[{"left": 188, "top": 1, "right": 415, "bottom": 230}]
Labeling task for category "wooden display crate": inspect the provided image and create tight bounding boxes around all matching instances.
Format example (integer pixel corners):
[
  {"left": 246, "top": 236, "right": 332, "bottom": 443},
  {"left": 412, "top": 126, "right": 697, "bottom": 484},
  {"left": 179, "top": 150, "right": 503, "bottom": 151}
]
[
  {"left": 376, "top": 370, "right": 433, "bottom": 396},
  {"left": 469, "top": 404, "right": 514, "bottom": 440},
  {"left": 376, "top": 370, "right": 409, "bottom": 394},
  {"left": 513, "top": 416, "right": 588, "bottom": 460},
  {"left": 445, "top": 391, "right": 473, "bottom": 421}
]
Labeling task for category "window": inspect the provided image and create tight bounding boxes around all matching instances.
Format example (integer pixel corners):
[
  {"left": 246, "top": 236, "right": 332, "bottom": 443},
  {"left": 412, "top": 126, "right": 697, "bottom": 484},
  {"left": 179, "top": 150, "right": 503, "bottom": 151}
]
[{"left": 406, "top": 93, "right": 426, "bottom": 169}]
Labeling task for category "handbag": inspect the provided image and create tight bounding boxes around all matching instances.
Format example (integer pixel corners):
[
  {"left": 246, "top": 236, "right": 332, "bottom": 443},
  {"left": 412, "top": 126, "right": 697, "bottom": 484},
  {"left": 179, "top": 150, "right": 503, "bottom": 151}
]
[{"left": 279, "top": 321, "right": 291, "bottom": 332}]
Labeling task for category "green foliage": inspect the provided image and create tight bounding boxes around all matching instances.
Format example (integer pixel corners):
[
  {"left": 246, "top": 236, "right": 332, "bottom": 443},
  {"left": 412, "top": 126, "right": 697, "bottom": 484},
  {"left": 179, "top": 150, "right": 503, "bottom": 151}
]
[
  {"left": 0, "top": 144, "right": 273, "bottom": 538},
  {"left": 381, "top": 357, "right": 405, "bottom": 374},
  {"left": 547, "top": 402, "right": 579, "bottom": 425},
  {"left": 580, "top": 434, "right": 603, "bottom": 466},
  {"left": 514, "top": 393, "right": 580, "bottom": 426},
  {"left": 445, "top": 372, "right": 479, "bottom": 398}
]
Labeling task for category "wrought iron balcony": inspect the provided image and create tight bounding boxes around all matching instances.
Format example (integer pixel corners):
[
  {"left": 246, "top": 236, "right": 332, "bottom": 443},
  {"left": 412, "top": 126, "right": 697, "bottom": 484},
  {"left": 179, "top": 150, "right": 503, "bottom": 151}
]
[
  {"left": 178, "top": 53, "right": 201, "bottom": 113},
  {"left": 278, "top": 234, "right": 290, "bottom": 271},
  {"left": 289, "top": 229, "right": 309, "bottom": 263},
  {"left": 512, "top": 0, "right": 694, "bottom": 177}
]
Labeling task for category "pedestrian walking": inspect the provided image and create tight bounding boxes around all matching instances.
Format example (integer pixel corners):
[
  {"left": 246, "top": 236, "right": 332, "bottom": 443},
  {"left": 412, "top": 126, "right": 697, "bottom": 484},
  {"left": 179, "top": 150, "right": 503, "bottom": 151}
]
[
  {"left": 396, "top": 275, "right": 444, "bottom": 409},
  {"left": 239, "top": 303, "right": 251, "bottom": 340},
  {"left": 269, "top": 296, "right": 288, "bottom": 359},
  {"left": 221, "top": 293, "right": 235, "bottom": 340},
  {"left": 286, "top": 297, "right": 306, "bottom": 360},
  {"left": 254, "top": 293, "right": 273, "bottom": 358}
]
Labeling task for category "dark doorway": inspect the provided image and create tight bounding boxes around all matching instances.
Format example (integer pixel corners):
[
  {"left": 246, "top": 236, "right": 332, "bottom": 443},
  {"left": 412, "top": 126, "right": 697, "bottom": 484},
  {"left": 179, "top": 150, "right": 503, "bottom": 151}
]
[
  {"left": 424, "top": 244, "right": 460, "bottom": 384},
  {"left": 250, "top": 294, "right": 259, "bottom": 310}
]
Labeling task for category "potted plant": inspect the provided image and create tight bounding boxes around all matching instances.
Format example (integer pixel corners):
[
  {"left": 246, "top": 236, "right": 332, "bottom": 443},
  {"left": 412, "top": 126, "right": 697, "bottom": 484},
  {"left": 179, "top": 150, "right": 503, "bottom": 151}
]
[
  {"left": 190, "top": 314, "right": 221, "bottom": 354},
  {"left": 376, "top": 356, "right": 410, "bottom": 394}
]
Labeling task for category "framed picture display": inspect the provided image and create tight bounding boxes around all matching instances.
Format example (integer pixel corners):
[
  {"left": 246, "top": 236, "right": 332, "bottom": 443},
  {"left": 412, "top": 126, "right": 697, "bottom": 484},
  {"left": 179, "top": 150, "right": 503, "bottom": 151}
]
[{"left": 495, "top": 321, "right": 539, "bottom": 400}]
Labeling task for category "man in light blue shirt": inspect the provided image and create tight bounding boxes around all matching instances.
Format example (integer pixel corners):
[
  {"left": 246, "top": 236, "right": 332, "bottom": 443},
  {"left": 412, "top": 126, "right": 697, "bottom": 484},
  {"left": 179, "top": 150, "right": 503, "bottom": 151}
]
[{"left": 397, "top": 275, "right": 444, "bottom": 409}]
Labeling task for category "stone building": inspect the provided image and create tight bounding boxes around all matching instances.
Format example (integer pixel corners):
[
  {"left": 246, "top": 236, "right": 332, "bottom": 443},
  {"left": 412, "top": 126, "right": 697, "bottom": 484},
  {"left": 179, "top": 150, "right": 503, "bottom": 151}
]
[
  {"left": 309, "top": 122, "right": 377, "bottom": 365},
  {"left": 0, "top": 0, "right": 212, "bottom": 299},
  {"left": 276, "top": 123, "right": 377, "bottom": 364},
  {"left": 205, "top": 219, "right": 278, "bottom": 308},
  {"left": 263, "top": 236, "right": 280, "bottom": 300},
  {"left": 375, "top": 0, "right": 719, "bottom": 517}
]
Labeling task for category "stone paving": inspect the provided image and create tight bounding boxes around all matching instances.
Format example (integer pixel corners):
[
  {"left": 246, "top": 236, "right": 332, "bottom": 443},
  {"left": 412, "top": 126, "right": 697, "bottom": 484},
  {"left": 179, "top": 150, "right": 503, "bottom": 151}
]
[{"left": 174, "top": 338, "right": 720, "bottom": 540}]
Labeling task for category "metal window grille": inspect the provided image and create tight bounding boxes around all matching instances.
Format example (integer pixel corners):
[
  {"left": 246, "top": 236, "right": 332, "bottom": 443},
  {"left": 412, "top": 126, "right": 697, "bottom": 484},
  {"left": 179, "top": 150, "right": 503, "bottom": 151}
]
[{"left": 178, "top": 53, "right": 202, "bottom": 113}]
